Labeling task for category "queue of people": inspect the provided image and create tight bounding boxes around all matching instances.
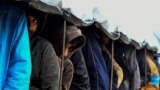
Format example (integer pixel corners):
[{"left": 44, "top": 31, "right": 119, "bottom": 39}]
[{"left": 0, "top": 1, "right": 160, "bottom": 90}]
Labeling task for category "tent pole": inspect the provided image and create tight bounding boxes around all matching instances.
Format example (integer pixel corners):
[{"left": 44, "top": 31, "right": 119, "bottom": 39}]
[
  {"left": 144, "top": 47, "right": 147, "bottom": 90},
  {"left": 110, "top": 40, "right": 114, "bottom": 90},
  {"left": 59, "top": 20, "right": 66, "bottom": 90}
]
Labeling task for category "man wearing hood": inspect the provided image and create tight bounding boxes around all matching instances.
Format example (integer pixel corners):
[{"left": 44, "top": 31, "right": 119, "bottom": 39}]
[
  {"left": 26, "top": 7, "right": 60, "bottom": 90},
  {"left": 41, "top": 16, "right": 86, "bottom": 90},
  {"left": 62, "top": 25, "right": 86, "bottom": 90},
  {"left": 57, "top": 25, "right": 86, "bottom": 90}
]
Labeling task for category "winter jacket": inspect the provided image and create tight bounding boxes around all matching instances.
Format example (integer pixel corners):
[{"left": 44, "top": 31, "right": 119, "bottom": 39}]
[
  {"left": 112, "top": 41, "right": 141, "bottom": 90},
  {"left": 30, "top": 36, "right": 60, "bottom": 90},
  {"left": 61, "top": 25, "right": 86, "bottom": 90},
  {"left": 82, "top": 27, "right": 110, "bottom": 90},
  {"left": 70, "top": 50, "right": 90, "bottom": 90},
  {"left": 148, "top": 51, "right": 160, "bottom": 87},
  {"left": 0, "top": 2, "right": 31, "bottom": 90},
  {"left": 66, "top": 25, "right": 86, "bottom": 58},
  {"left": 61, "top": 59, "right": 74, "bottom": 90},
  {"left": 136, "top": 49, "right": 150, "bottom": 87},
  {"left": 141, "top": 56, "right": 159, "bottom": 90},
  {"left": 101, "top": 45, "right": 123, "bottom": 89},
  {"left": 137, "top": 49, "right": 159, "bottom": 90},
  {"left": 147, "top": 56, "right": 159, "bottom": 88}
]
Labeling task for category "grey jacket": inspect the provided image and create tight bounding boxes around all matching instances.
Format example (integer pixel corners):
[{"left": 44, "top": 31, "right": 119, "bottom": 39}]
[{"left": 30, "top": 36, "right": 60, "bottom": 90}]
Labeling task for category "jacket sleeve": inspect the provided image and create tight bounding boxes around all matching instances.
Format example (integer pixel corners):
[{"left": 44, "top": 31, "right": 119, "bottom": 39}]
[
  {"left": 40, "top": 43, "right": 60, "bottom": 90},
  {"left": 132, "top": 58, "right": 141, "bottom": 90},
  {"left": 70, "top": 50, "right": 90, "bottom": 90},
  {"left": 3, "top": 9, "right": 32, "bottom": 90}
]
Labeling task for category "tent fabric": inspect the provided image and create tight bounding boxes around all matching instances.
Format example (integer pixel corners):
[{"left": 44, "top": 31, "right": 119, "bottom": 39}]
[
  {"left": 15, "top": 0, "right": 160, "bottom": 51},
  {"left": 62, "top": 0, "right": 94, "bottom": 26},
  {"left": 28, "top": 0, "right": 94, "bottom": 26},
  {"left": 131, "top": 40, "right": 146, "bottom": 50},
  {"left": 119, "top": 32, "right": 132, "bottom": 45},
  {"left": 93, "top": 7, "right": 120, "bottom": 40},
  {"left": 145, "top": 34, "right": 160, "bottom": 53},
  {"left": 153, "top": 32, "right": 160, "bottom": 63},
  {"left": 118, "top": 31, "right": 147, "bottom": 50},
  {"left": 119, "top": 29, "right": 160, "bottom": 52},
  {"left": 27, "top": 0, "right": 120, "bottom": 40},
  {"left": 29, "top": 0, "right": 63, "bottom": 15}
]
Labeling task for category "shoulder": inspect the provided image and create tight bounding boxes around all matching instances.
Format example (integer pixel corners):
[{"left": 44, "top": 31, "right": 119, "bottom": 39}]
[
  {"left": 31, "top": 36, "right": 54, "bottom": 51},
  {"left": 32, "top": 36, "right": 51, "bottom": 45}
]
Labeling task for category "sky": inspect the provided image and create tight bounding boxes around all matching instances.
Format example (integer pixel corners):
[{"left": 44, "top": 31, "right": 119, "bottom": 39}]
[
  {"left": 45, "top": 0, "right": 160, "bottom": 47},
  {"left": 63, "top": 0, "right": 160, "bottom": 53},
  {"left": 97, "top": 0, "right": 160, "bottom": 31},
  {"left": 95, "top": 0, "right": 160, "bottom": 51},
  {"left": 95, "top": 0, "right": 160, "bottom": 63}
]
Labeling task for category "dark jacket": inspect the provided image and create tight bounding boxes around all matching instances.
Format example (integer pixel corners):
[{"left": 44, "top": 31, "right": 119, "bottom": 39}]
[
  {"left": 136, "top": 49, "right": 151, "bottom": 87},
  {"left": 70, "top": 50, "right": 91, "bottom": 90},
  {"left": 30, "top": 36, "right": 60, "bottom": 90},
  {"left": 111, "top": 41, "right": 141, "bottom": 90},
  {"left": 66, "top": 25, "right": 86, "bottom": 58},
  {"left": 82, "top": 27, "right": 110, "bottom": 90}
]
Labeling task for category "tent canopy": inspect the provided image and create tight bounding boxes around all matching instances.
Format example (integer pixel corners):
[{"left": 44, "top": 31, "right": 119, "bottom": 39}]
[{"left": 16, "top": 0, "right": 160, "bottom": 52}]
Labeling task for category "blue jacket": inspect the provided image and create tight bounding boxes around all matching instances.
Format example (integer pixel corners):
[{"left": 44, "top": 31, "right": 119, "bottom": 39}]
[
  {"left": 0, "top": 2, "right": 31, "bottom": 90},
  {"left": 82, "top": 27, "right": 109, "bottom": 90}
]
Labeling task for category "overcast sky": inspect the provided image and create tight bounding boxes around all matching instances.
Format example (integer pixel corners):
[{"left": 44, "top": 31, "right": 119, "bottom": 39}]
[
  {"left": 95, "top": 0, "right": 160, "bottom": 51},
  {"left": 98, "top": 0, "right": 160, "bottom": 34},
  {"left": 64, "top": 0, "right": 160, "bottom": 53}
]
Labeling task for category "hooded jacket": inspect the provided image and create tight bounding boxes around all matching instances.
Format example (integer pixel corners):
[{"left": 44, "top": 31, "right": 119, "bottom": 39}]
[
  {"left": 61, "top": 25, "right": 86, "bottom": 90},
  {"left": 66, "top": 25, "right": 86, "bottom": 58},
  {"left": 0, "top": 3, "right": 31, "bottom": 90},
  {"left": 30, "top": 36, "right": 60, "bottom": 90}
]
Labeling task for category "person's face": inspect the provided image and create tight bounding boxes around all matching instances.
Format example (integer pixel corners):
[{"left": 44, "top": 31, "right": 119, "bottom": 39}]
[
  {"left": 27, "top": 15, "right": 38, "bottom": 37},
  {"left": 64, "top": 47, "right": 69, "bottom": 57},
  {"left": 64, "top": 43, "right": 74, "bottom": 57}
]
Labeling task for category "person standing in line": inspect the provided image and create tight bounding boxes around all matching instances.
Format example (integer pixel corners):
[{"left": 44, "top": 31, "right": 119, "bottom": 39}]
[
  {"left": 26, "top": 7, "right": 60, "bottom": 90},
  {"left": 41, "top": 16, "right": 86, "bottom": 90}
]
